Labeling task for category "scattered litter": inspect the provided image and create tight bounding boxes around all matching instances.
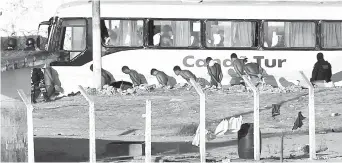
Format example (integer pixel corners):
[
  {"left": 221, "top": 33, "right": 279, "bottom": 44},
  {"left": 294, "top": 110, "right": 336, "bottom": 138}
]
[
  {"left": 317, "top": 147, "right": 329, "bottom": 153},
  {"left": 170, "top": 98, "right": 183, "bottom": 102},
  {"left": 192, "top": 126, "right": 216, "bottom": 147},
  {"left": 330, "top": 113, "right": 340, "bottom": 117},
  {"left": 222, "top": 158, "right": 231, "bottom": 163},
  {"left": 84, "top": 83, "right": 306, "bottom": 97},
  {"left": 271, "top": 104, "right": 281, "bottom": 117},
  {"left": 301, "top": 144, "right": 310, "bottom": 154},
  {"left": 214, "top": 116, "right": 243, "bottom": 136},
  {"left": 292, "top": 112, "right": 306, "bottom": 130}
]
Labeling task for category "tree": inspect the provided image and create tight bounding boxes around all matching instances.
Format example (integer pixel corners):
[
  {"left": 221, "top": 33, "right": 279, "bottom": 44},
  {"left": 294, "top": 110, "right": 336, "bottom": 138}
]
[{"left": 0, "top": 0, "right": 43, "bottom": 37}]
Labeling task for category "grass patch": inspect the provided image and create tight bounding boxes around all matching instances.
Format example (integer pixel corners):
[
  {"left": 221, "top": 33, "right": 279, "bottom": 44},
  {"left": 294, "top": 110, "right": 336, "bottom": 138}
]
[{"left": 176, "top": 123, "right": 198, "bottom": 136}]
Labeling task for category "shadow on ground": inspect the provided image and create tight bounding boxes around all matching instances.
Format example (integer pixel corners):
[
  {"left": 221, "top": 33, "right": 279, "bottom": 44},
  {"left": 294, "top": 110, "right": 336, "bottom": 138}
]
[
  {"left": 34, "top": 137, "right": 238, "bottom": 162},
  {"left": 34, "top": 126, "right": 342, "bottom": 162}
]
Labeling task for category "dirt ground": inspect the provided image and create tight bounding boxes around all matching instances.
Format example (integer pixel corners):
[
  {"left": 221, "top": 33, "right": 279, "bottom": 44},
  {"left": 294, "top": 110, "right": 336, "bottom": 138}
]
[{"left": 32, "top": 87, "right": 342, "bottom": 162}]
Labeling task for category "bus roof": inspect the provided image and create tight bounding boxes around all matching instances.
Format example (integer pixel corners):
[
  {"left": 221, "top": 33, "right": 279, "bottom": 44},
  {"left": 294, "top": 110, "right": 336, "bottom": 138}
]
[{"left": 55, "top": 0, "right": 342, "bottom": 20}]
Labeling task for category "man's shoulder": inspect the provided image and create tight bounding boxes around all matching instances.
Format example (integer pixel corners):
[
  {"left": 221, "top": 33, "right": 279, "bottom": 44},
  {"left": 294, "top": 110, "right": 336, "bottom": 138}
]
[
  {"left": 325, "top": 60, "right": 331, "bottom": 66},
  {"left": 130, "top": 69, "right": 138, "bottom": 74},
  {"left": 182, "top": 69, "right": 190, "bottom": 73},
  {"left": 183, "top": 70, "right": 194, "bottom": 75}
]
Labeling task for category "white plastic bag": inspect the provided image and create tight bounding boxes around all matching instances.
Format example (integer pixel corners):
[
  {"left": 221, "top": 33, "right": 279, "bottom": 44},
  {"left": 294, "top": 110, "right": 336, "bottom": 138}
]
[{"left": 215, "top": 119, "right": 229, "bottom": 136}]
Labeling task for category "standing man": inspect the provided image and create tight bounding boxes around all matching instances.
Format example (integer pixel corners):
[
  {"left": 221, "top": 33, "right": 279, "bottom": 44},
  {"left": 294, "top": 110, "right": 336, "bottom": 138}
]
[
  {"left": 173, "top": 66, "right": 197, "bottom": 90},
  {"left": 310, "top": 52, "right": 332, "bottom": 86},
  {"left": 122, "top": 66, "right": 147, "bottom": 87},
  {"left": 205, "top": 57, "right": 223, "bottom": 89},
  {"left": 31, "top": 68, "right": 47, "bottom": 103}
]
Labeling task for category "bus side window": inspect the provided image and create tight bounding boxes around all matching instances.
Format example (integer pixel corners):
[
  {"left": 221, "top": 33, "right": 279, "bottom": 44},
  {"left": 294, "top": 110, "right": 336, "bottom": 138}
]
[
  {"left": 205, "top": 21, "right": 256, "bottom": 48},
  {"left": 150, "top": 20, "right": 201, "bottom": 48},
  {"left": 321, "top": 21, "right": 342, "bottom": 49},
  {"left": 263, "top": 21, "right": 316, "bottom": 48},
  {"left": 103, "top": 19, "right": 144, "bottom": 47}
]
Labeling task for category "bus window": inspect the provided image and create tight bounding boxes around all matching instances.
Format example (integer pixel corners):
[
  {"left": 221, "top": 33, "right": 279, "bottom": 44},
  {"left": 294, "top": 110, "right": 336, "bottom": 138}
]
[
  {"left": 103, "top": 19, "right": 144, "bottom": 47},
  {"left": 263, "top": 21, "right": 316, "bottom": 48},
  {"left": 150, "top": 20, "right": 201, "bottom": 47},
  {"left": 321, "top": 22, "right": 342, "bottom": 49},
  {"left": 205, "top": 21, "right": 256, "bottom": 48},
  {"left": 60, "top": 19, "right": 87, "bottom": 60}
]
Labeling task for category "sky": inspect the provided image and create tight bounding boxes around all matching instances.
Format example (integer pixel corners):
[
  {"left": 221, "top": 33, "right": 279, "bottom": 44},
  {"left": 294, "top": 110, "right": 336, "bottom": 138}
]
[{"left": 0, "top": 0, "right": 68, "bottom": 36}]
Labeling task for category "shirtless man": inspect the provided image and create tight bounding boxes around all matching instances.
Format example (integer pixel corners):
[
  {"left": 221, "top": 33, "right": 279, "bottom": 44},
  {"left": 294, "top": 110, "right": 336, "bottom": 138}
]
[
  {"left": 122, "top": 66, "right": 147, "bottom": 87},
  {"left": 205, "top": 57, "right": 223, "bottom": 88},
  {"left": 151, "top": 68, "right": 169, "bottom": 88},
  {"left": 173, "top": 66, "right": 197, "bottom": 90},
  {"left": 90, "top": 64, "right": 114, "bottom": 85},
  {"left": 231, "top": 53, "right": 264, "bottom": 86}
]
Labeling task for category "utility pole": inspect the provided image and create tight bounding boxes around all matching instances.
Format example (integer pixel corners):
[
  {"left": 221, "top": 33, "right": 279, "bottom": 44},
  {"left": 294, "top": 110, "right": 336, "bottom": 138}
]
[{"left": 92, "top": 0, "right": 102, "bottom": 89}]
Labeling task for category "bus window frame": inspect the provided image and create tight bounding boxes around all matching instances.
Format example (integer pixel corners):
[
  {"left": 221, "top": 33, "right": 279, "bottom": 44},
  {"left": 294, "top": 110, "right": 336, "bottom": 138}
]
[
  {"left": 146, "top": 18, "right": 203, "bottom": 50},
  {"left": 59, "top": 17, "right": 88, "bottom": 53},
  {"left": 319, "top": 20, "right": 342, "bottom": 51},
  {"left": 203, "top": 19, "right": 260, "bottom": 50},
  {"left": 101, "top": 17, "right": 146, "bottom": 49},
  {"left": 261, "top": 19, "right": 318, "bottom": 51}
]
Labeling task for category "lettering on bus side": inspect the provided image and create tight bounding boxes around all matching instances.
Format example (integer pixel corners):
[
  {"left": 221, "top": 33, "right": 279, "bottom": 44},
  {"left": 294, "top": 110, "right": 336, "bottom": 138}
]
[{"left": 183, "top": 55, "right": 286, "bottom": 68}]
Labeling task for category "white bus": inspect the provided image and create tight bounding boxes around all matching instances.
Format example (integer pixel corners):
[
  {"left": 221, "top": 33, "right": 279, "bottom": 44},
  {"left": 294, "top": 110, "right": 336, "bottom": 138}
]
[{"left": 37, "top": 0, "right": 342, "bottom": 94}]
